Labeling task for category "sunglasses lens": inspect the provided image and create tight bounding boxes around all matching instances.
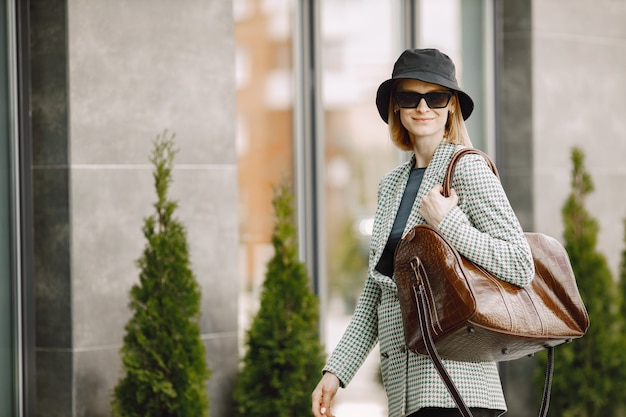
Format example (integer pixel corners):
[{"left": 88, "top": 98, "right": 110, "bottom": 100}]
[
  {"left": 394, "top": 92, "right": 419, "bottom": 108},
  {"left": 394, "top": 91, "right": 452, "bottom": 109},
  {"left": 425, "top": 92, "right": 452, "bottom": 108}
]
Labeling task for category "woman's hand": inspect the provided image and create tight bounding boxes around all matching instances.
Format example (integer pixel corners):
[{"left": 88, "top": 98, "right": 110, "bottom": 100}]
[
  {"left": 419, "top": 184, "right": 458, "bottom": 227},
  {"left": 312, "top": 372, "right": 340, "bottom": 417}
]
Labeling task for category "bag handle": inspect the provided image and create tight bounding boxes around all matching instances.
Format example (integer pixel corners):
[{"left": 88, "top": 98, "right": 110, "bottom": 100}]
[
  {"left": 442, "top": 148, "right": 499, "bottom": 197},
  {"left": 412, "top": 258, "right": 473, "bottom": 415},
  {"left": 411, "top": 258, "right": 473, "bottom": 415},
  {"left": 415, "top": 148, "right": 554, "bottom": 417}
]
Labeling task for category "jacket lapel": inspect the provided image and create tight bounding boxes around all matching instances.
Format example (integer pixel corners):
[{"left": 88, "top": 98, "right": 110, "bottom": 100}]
[
  {"left": 403, "top": 142, "right": 459, "bottom": 234},
  {"left": 374, "top": 159, "right": 412, "bottom": 256},
  {"left": 369, "top": 141, "right": 462, "bottom": 276}
]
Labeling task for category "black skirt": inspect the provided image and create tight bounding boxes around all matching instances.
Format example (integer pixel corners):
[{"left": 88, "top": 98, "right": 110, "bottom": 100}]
[{"left": 408, "top": 407, "right": 500, "bottom": 417}]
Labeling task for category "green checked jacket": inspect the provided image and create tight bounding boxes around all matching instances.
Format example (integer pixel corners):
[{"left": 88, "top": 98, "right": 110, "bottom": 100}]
[{"left": 323, "top": 141, "right": 535, "bottom": 417}]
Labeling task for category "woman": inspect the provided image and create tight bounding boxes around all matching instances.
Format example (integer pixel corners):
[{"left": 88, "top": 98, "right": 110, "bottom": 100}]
[{"left": 311, "top": 49, "right": 535, "bottom": 417}]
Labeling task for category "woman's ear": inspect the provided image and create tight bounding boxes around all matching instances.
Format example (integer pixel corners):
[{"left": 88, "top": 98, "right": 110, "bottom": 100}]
[{"left": 450, "top": 93, "right": 458, "bottom": 110}]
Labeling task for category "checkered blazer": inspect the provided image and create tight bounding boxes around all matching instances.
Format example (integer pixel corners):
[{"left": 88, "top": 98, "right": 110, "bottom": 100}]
[{"left": 323, "top": 141, "right": 535, "bottom": 417}]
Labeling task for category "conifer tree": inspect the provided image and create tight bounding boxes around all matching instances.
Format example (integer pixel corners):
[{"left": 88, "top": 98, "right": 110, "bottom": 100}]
[
  {"left": 112, "top": 131, "right": 210, "bottom": 417},
  {"left": 233, "top": 180, "right": 326, "bottom": 417},
  {"left": 616, "top": 218, "right": 626, "bottom": 417},
  {"left": 535, "top": 147, "right": 624, "bottom": 416},
  {"left": 620, "top": 218, "right": 626, "bottom": 322}
]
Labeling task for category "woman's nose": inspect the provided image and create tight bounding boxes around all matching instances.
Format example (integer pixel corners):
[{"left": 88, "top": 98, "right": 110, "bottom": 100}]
[{"left": 416, "top": 98, "right": 429, "bottom": 112}]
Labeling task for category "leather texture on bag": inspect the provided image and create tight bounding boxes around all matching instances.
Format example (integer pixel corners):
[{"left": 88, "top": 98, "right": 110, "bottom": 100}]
[{"left": 394, "top": 149, "right": 590, "bottom": 363}]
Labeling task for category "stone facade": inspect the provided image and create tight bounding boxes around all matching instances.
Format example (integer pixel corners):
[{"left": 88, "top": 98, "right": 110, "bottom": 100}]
[
  {"left": 531, "top": 0, "right": 626, "bottom": 275},
  {"left": 497, "top": 1, "right": 626, "bottom": 416},
  {"left": 31, "top": 1, "right": 238, "bottom": 416}
]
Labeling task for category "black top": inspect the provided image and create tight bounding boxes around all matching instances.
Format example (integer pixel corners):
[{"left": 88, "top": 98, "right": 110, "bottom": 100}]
[{"left": 375, "top": 167, "right": 426, "bottom": 277}]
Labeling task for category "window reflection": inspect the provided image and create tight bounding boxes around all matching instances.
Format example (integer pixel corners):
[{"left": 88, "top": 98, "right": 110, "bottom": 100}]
[
  {"left": 321, "top": 1, "right": 397, "bottom": 414},
  {"left": 234, "top": 0, "right": 491, "bottom": 413},
  {"left": 234, "top": 0, "right": 295, "bottom": 337}
]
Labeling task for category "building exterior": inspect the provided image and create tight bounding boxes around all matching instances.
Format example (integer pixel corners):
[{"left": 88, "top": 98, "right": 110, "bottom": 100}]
[
  {"left": 1, "top": 1, "right": 625, "bottom": 417},
  {"left": 2, "top": 1, "right": 239, "bottom": 416}
]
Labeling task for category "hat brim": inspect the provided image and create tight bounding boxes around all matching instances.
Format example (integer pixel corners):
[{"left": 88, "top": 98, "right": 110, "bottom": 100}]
[{"left": 376, "top": 75, "right": 474, "bottom": 123}]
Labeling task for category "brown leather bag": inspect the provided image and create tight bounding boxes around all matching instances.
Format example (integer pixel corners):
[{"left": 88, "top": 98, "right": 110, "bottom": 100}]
[{"left": 393, "top": 148, "right": 589, "bottom": 417}]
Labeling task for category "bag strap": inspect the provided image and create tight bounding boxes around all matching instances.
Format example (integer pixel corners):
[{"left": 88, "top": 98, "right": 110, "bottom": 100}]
[
  {"left": 539, "top": 347, "right": 555, "bottom": 417},
  {"left": 411, "top": 258, "right": 473, "bottom": 416},
  {"left": 442, "top": 148, "right": 499, "bottom": 197},
  {"left": 414, "top": 148, "right": 554, "bottom": 417}
]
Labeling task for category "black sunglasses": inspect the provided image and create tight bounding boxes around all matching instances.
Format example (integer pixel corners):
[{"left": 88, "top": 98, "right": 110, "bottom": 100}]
[{"left": 393, "top": 91, "right": 453, "bottom": 109}]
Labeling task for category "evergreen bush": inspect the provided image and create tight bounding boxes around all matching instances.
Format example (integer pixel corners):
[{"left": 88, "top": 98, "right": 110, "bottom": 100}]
[
  {"left": 617, "top": 218, "right": 626, "bottom": 417},
  {"left": 534, "top": 147, "right": 624, "bottom": 416},
  {"left": 233, "top": 179, "right": 326, "bottom": 417},
  {"left": 112, "top": 131, "right": 210, "bottom": 417},
  {"left": 620, "top": 218, "right": 626, "bottom": 321}
]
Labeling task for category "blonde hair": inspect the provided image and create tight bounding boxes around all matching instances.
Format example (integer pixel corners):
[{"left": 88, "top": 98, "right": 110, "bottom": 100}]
[{"left": 387, "top": 81, "right": 472, "bottom": 149}]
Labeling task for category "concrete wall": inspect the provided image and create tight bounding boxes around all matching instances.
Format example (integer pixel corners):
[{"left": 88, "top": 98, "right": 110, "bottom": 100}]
[
  {"left": 31, "top": 1, "right": 238, "bottom": 416},
  {"left": 496, "top": 0, "right": 534, "bottom": 231},
  {"left": 532, "top": 0, "right": 626, "bottom": 275},
  {"left": 496, "top": 1, "right": 626, "bottom": 416},
  {"left": 495, "top": 2, "right": 537, "bottom": 415}
]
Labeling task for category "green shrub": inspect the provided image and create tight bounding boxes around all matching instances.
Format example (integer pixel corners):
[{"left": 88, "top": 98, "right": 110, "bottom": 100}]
[
  {"left": 112, "top": 131, "right": 210, "bottom": 417},
  {"left": 233, "top": 179, "right": 326, "bottom": 417},
  {"left": 617, "top": 218, "right": 626, "bottom": 417},
  {"left": 535, "top": 147, "right": 625, "bottom": 417},
  {"left": 620, "top": 218, "right": 626, "bottom": 327}
]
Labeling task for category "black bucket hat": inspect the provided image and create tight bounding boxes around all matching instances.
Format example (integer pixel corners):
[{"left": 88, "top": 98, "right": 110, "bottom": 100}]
[{"left": 376, "top": 48, "right": 474, "bottom": 123}]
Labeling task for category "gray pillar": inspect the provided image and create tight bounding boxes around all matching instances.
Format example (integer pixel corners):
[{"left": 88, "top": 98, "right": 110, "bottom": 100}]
[
  {"left": 495, "top": 1, "right": 538, "bottom": 417},
  {"left": 30, "top": 0, "right": 72, "bottom": 414}
]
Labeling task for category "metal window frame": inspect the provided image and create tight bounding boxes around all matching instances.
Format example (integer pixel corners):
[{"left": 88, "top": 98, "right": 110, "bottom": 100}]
[
  {"left": 4, "top": 2, "right": 21, "bottom": 416},
  {"left": 402, "top": 0, "right": 420, "bottom": 49},
  {"left": 293, "top": 0, "right": 326, "bottom": 316},
  {"left": 6, "top": 0, "right": 36, "bottom": 415}
]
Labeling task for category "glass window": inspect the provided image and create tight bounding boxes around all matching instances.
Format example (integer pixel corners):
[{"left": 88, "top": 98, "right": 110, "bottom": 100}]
[
  {"left": 234, "top": 1, "right": 493, "bottom": 414},
  {"left": 320, "top": 1, "right": 400, "bottom": 414},
  {"left": 319, "top": 1, "right": 493, "bottom": 414},
  {"left": 234, "top": 0, "right": 296, "bottom": 341},
  {"left": 418, "top": 0, "right": 494, "bottom": 152}
]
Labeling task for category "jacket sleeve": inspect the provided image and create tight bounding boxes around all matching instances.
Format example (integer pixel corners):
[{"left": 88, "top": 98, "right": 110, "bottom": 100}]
[
  {"left": 322, "top": 274, "right": 380, "bottom": 387},
  {"left": 438, "top": 153, "right": 535, "bottom": 287},
  {"left": 322, "top": 171, "right": 399, "bottom": 386}
]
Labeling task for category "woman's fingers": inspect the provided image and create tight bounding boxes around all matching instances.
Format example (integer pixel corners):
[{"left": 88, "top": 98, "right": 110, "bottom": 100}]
[
  {"left": 312, "top": 373, "right": 339, "bottom": 417},
  {"left": 419, "top": 186, "right": 458, "bottom": 227}
]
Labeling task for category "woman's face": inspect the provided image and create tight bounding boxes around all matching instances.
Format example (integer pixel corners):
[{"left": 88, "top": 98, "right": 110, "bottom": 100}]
[{"left": 394, "top": 79, "right": 454, "bottom": 145}]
